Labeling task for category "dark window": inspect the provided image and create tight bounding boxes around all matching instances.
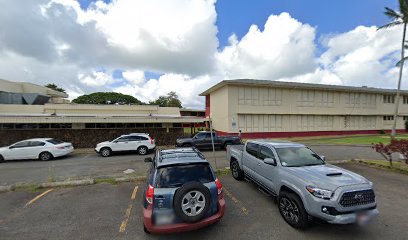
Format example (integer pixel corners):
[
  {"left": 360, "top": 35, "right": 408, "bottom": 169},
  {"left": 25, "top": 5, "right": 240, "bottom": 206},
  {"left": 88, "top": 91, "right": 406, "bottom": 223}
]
[
  {"left": 195, "top": 133, "right": 206, "bottom": 139},
  {"left": 85, "top": 123, "right": 96, "bottom": 128},
  {"left": 145, "top": 123, "right": 162, "bottom": 128},
  {"left": 29, "top": 141, "right": 46, "bottom": 147},
  {"left": 39, "top": 124, "right": 50, "bottom": 129},
  {"left": 276, "top": 147, "right": 324, "bottom": 167},
  {"left": 11, "top": 141, "right": 30, "bottom": 148},
  {"left": 96, "top": 123, "right": 108, "bottom": 128},
  {"left": 46, "top": 139, "right": 65, "bottom": 145},
  {"left": 383, "top": 95, "right": 395, "bottom": 104},
  {"left": 173, "top": 123, "right": 182, "bottom": 128},
  {"left": 155, "top": 163, "right": 214, "bottom": 188},
  {"left": 125, "top": 123, "right": 135, "bottom": 128},
  {"left": 115, "top": 136, "right": 130, "bottom": 142},
  {"left": 128, "top": 136, "right": 148, "bottom": 141},
  {"left": 2, "top": 123, "right": 14, "bottom": 129},
  {"left": 135, "top": 123, "right": 145, "bottom": 128},
  {"left": 259, "top": 146, "right": 275, "bottom": 160},
  {"left": 404, "top": 116, "right": 408, "bottom": 121},
  {"left": 246, "top": 142, "right": 259, "bottom": 157},
  {"left": 383, "top": 116, "right": 394, "bottom": 121},
  {"left": 404, "top": 96, "right": 408, "bottom": 104}
]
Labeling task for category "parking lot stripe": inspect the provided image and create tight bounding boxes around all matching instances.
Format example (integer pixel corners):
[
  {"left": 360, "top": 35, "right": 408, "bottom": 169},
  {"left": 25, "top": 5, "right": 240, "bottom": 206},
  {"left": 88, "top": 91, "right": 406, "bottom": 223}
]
[
  {"left": 223, "top": 187, "right": 249, "bottom": 215},
  {"left": 25, "top": 189, "right": 54, "bottom": 207},
  {"left": 119, "top": 204, "right": 133, "bottom": 233},
  {"left": 131, "top": 186, "right": 138, "bottom": 200}
]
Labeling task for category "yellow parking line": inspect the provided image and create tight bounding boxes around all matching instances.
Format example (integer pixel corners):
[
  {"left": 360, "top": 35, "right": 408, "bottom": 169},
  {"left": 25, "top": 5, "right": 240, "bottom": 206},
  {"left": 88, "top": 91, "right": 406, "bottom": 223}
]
[
  {"left": 131, "top": 186, "right": 138, "bottom": 200},
  {"left": 119, "top": 204, "right": 133, "bottom": 233},
  {"left": 25, "top": 189, "right": 54, "bottom": 207},
  {"left": 223, "top": 187, "right": 249, "bottom": 215}
]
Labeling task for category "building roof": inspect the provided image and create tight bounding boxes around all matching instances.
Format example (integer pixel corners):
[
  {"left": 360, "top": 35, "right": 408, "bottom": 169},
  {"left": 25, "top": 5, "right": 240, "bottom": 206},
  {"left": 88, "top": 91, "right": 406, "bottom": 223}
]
[
  {"left": 156, "top": 148, "right": 208, "bottom": 167},
  {"left": 0, "top": 79, "right": 68, "bottom": 98},
  {"left": 180, "top": 108, "right": 205, "bottom": 112},
  {"left": 199, "top": 79, "right": 406, "bottom": 96}
]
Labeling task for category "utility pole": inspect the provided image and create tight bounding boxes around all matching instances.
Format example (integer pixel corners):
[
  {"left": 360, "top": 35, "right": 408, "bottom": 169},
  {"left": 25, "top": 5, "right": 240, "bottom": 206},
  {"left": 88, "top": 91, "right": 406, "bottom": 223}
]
[{"left": 209, "top": 116, "right": 217, "bottom": 169}]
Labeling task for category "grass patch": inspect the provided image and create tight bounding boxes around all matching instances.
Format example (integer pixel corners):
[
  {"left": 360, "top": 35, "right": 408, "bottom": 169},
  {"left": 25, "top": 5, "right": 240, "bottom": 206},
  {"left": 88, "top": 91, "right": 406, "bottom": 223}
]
[
  {"left": 94, "top": 177, "right": 117, "bottom": 185},
  {"left": 352, "top": 159, "right": 408, "bottom": 175},
  {"left": 306, "top": 134, "right": 408, "bottom": 145},
  {"left": 13, "top": 184, "right": 44, "bottom": 192},
  {"left": 215, "top": 168, "right": 231, "bottom": 177}
]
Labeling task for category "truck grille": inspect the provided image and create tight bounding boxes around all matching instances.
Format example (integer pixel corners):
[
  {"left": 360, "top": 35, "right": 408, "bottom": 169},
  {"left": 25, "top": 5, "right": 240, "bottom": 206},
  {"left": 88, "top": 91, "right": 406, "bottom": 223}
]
[{"left": 339, "top": 189, "right": 375, "bottom": 207}]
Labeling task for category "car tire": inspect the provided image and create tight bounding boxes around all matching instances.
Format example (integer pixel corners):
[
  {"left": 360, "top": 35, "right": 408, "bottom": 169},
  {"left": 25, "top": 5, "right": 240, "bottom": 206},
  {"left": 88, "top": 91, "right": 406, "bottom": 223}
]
[
  {"left": 230, "top": 160, "right": 244, "bottom": 180},
  {"left": 138, "top": 146, "right": 148, "bottom": 155},
  {"left": 100, "top": 147, "right": 111, "bottom": 157},
  {"left": 0, "top": 155, "right": 4, "bottom": 163},
  {"left": 39, "top": 152, "right": 53, "bottom": 161},
  {"left": 278, "top": 191, "right": 309, "bottom": 229},
  {"left": 173, "top": 181, "right": 211, "bottom": 223}
]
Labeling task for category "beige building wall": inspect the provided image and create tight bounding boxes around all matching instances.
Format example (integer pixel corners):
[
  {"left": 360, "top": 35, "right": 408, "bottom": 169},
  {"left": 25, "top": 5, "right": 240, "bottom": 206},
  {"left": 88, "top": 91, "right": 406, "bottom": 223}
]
[{"left": 205, "top": 82, "right": 408, "bottom": 133}]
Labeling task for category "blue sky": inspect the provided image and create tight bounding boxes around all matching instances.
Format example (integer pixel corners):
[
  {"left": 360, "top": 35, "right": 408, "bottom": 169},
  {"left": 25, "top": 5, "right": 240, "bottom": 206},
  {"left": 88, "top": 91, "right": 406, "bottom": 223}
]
[{"left": 80, "top": 0, "right": 393, "bottom": 49}]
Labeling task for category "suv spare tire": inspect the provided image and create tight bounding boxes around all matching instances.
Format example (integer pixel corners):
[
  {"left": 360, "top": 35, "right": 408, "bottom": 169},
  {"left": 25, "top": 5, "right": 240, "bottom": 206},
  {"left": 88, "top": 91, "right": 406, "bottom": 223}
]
[{"left": 173, "top": 181, "right": 211, "bottom": 223}]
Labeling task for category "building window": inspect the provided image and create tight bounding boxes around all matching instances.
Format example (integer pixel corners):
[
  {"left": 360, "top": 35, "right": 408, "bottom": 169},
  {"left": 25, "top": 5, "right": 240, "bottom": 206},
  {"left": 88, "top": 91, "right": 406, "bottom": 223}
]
[
  {"left": 403, "top": 96, "right": 408, "bottom": 104},
  {"left": 403, "top": 116, "right": 408, "bottom": 121},
  {"left": 383, "top": 95, "right": 395, "bottom": 104},
  {"left": 383, "top": 116, "right": 394, "bottom": 121},
  {"left": 0, "top": 123, "right": 72, "bottom": 129},
  {"left": 173, "top": 123, "right": 182, "bottom": 128}
]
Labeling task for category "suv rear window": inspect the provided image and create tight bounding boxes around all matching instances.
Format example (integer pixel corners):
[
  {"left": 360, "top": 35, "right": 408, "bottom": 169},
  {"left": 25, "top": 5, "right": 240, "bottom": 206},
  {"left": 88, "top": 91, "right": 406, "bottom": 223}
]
[
  {"left": 46, "top": 139, "right": 65, "bottom": 145},
  {"left": 155, "top": 164, "right": 214, "bottom": 188}
]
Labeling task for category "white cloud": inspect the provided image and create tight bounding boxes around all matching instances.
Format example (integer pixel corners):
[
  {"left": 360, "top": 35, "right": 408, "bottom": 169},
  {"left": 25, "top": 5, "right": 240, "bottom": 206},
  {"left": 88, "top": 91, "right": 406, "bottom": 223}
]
[{"left": 0, "top": 1, "right": 406, "bottom": 108}]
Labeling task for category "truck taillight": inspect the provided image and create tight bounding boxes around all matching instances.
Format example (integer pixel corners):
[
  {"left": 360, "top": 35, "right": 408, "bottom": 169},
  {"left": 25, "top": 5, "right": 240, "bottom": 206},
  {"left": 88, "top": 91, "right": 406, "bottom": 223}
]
[
  {"left": 146, "top": 184, "right": 154, "bottom": 204},
  {"left": 215, "top": 178, "right": 223, "bottom": 198}
]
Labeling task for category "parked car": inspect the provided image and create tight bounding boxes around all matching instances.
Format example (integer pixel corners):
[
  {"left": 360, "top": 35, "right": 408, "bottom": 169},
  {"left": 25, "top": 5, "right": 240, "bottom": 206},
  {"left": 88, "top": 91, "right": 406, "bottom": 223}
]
[
  {"left": 142, "top": 148, "right": 225, "bottom": 234},
  {"left": 227, "top": 140, "right": 378, "bottom": 229},
  {"left": 95, "top": 133, "right": 155, "bottom": 157},
  {"left": 0, "top": 138, "right": 74, "bottom": 162},
  {"left": 176, "top": 131, "right": 241, "bottom": 149}
]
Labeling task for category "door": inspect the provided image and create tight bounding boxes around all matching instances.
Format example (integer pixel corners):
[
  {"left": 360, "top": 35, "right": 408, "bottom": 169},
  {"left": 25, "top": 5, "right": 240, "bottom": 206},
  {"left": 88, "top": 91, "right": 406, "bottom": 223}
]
[
  {"left": 202, "top": 132, "right": 220, "bottom": 149},
  {"left": 128, "top": 136, "right": 145, "bottom": 151},
  {"left": 27, "top": 141, "right": 47, "bottom": 159},
  {"left": 257, "top": 145, "right": 279, "bottom": 193},
  {"left": 192, "top": 133, "right": 207, "bottom": 148},
  {"left": 111, "top": 136, "right": 131, "bottom": 151},
  {"left": 242, "top": 142, "right": 261, "bottom": 181},
  {"left": 6, "top": 141, "right": 31, "bottom": 160}
]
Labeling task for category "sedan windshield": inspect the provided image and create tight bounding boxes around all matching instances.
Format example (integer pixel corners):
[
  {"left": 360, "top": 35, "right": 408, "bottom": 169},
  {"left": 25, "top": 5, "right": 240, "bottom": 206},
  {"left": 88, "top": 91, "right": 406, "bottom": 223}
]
[{"left": 275, "top": 147, "right": 324, "bottom": 167}]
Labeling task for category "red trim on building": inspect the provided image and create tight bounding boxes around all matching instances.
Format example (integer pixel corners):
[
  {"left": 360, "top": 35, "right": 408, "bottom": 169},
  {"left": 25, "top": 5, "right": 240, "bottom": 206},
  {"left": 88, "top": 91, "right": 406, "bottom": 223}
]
[
  {"left": 215, "top": 129, "right": 406, "bottom": 138},
  {"left": 205, "top": 95, "right": 210, "bottom": 118}
]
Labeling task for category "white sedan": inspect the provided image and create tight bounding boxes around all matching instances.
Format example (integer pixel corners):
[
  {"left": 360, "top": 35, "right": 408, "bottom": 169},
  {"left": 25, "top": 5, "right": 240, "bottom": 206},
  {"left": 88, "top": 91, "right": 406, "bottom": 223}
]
[{"left": 0, "top": 138, "right": 74, "bottom": 162}]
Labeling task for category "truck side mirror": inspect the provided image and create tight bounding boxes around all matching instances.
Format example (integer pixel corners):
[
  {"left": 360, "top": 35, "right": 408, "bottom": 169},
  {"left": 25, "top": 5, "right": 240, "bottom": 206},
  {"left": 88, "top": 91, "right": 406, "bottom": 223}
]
[
  {"left": 264, "top": 158, "right": 276, "bottom": 166},
  {"left": 320, "top": 155, "right": 326, "bottom": 161},
  {"left": 144, "top": 157, "right": 153, "bottom": 163}
]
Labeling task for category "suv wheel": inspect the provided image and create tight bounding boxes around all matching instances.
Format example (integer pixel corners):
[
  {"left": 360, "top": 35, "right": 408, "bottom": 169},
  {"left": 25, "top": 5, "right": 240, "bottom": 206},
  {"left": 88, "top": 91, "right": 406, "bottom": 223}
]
[
  {"left": 100, "top": 148, "right": 111, "bottom": 157},
  {"left": 39, "top": 152, "right": 52, "bottom": 161},
  {"left": 230, "top": 160, "right": 244, "bottom": 180},
  {"left": 138, "top": 146, "right": 148, "bottom": 155},
  {"left": 278, "top": 191, "right": 309, "bottom": 229},
  {"left": 0, "top": 155, "right": 4, "bottom": 163},
  {"left": 173, "top": 182, "right": 211, "bottom": 223}
]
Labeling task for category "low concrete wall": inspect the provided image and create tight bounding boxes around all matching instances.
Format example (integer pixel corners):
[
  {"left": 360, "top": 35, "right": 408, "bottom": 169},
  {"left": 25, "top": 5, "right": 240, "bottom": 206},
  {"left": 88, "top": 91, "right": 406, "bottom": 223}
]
[{"left": 0, "top": 128, "right": 187, "bottom": 148}]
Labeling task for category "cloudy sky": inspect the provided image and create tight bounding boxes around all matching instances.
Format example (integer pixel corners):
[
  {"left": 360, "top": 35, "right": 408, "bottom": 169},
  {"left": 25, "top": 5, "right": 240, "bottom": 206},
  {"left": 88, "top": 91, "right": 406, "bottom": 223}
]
[{"left": 0, "top": 0, "right": 405, "bottom": 108}]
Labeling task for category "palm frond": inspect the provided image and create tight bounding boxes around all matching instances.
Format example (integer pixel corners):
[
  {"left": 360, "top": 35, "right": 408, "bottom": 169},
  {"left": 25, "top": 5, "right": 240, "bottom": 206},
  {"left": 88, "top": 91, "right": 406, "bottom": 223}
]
[
  {"left": 378, "top": 21, "right": 403, "bottom": 30},
  {"left": 396, "top": 56, "right": 408, "bottom": 67},
  {"left": 399, "top": 0, "right": 408, "bottom": 19},
  {"left": 385, "top": 7, "right": 402, "bottom": 19}
]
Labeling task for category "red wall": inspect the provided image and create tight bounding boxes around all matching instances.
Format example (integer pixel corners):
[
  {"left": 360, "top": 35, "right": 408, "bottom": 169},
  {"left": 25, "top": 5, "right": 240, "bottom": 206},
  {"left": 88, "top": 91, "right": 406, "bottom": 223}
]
[
  {"left": 205, "top": 95, "right": 210, "bottom": 118},
  {"left": 216, "top": 129, "right": 406, "bottom": 138}
]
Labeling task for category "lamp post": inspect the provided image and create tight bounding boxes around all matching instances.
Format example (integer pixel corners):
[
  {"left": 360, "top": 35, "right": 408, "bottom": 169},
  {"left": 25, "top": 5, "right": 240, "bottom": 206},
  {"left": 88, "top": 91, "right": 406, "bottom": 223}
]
[{"left": 209, "top": 115, "right": 217, "bottom": 169}]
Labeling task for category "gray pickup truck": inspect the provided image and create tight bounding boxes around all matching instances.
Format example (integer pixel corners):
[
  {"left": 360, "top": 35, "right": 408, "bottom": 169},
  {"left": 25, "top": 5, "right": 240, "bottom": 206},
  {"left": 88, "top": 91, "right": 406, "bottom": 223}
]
[
  {"left": 227, "top": 140, "right": 378, "bottom": 229},
  {"left": 176, "top": 131, "right": 241, "bottom": 150}
]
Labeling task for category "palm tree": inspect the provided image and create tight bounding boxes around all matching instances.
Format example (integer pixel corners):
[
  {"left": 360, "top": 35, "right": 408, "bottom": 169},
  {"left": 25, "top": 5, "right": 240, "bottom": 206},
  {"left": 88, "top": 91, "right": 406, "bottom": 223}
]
[{"left": 379, "top": 0, "right": 408, "bottom": 137}]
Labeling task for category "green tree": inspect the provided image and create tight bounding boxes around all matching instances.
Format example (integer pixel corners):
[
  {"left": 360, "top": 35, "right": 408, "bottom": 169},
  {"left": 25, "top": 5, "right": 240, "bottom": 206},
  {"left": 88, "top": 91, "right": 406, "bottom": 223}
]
[
  {"left": 72, "top": 92, "right": 144, "bottom": 105},
  {"left": 149, "top": 91, "right": 182, "bottom": 108},
  {"left": 379, "top": 0, "right": 408, "bottom": 136},
  {"left": 45, "top": 83, "right": 66, "bottom": 93}
]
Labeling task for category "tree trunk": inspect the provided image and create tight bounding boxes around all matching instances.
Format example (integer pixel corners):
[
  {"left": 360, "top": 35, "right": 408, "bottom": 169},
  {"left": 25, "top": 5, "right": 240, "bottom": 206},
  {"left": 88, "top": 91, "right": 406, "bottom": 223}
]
[{"left": 391, "top": 22, "right": 407, "bottom": 137}]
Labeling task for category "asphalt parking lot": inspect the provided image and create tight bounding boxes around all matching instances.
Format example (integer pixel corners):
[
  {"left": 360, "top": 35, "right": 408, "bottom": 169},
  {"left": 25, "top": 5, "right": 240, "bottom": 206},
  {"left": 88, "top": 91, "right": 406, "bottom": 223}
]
[
  {"left": 1, "top": 163, "right": 407, "bottom": 240},
  {"left": 0, "top": 145, "right": 383, "bottom": 186}
]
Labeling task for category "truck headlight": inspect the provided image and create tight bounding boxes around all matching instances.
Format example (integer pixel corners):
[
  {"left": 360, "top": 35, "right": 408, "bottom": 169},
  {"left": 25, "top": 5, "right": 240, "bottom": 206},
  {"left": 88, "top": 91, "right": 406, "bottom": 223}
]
[{"left": 306, "top": 186, "right": 333, "bottom": 200}]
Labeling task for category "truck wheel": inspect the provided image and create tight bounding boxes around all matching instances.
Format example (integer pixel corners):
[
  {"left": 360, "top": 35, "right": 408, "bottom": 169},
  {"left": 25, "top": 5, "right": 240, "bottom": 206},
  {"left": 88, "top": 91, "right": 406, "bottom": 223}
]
[
  {"left": 230, "top": 160, "right": 244, "bottom": 180},
  {"left": 278, "top": 192, "right": 309, "bottom": 229},
  {"left": 173, "top": 182, "right": 211, "bottom": 223}
]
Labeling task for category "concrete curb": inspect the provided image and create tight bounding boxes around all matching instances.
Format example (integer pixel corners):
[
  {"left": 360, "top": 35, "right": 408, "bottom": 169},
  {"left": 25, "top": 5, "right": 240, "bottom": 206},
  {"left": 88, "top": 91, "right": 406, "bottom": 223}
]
[{"left": 302, "top": 143, "right": 372, "bottom": 148}]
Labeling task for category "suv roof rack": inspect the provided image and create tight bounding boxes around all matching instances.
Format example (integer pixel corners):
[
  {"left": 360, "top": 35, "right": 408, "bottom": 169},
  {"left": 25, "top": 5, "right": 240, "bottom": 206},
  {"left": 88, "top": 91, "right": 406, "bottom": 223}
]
[{"left": 156, "top": 147, "right": 205, "bottom": 163}]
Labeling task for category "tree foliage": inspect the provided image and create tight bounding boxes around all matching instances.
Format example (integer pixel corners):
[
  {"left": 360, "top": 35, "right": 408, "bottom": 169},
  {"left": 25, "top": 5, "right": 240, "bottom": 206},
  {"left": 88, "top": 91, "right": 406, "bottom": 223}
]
[
  {"left": 45, "top": 83, "right": 66, "bottom": 93},
  {"left": 372, "top": 138, "right": 408, "bottom": 166},
  {"left": 149, "top": 91, "right": 182, "bottom": 108},
  {"left": 72, "top": 92, "right": 144, "bottom": 105}
]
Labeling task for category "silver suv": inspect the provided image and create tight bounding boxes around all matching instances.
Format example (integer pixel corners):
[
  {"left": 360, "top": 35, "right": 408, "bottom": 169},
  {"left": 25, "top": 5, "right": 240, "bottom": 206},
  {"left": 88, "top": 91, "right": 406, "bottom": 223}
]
[{"left": 227, "top": 140, "right": 378, "bottom": 229}]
